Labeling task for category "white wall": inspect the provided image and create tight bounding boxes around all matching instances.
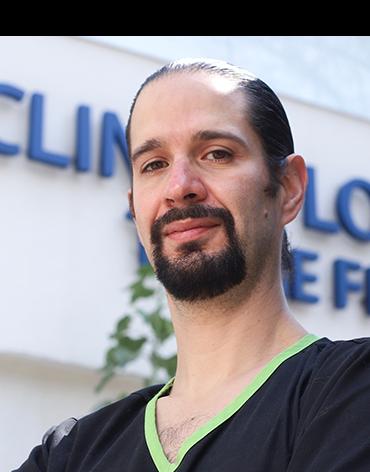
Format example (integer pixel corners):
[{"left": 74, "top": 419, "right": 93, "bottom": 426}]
[
  {"left": 83, "top": 36, "right": 370, "bottom": 122},
  {"left": 285, "top": 99, "right": 370, "bottom": 339},
  {"left": 2, "top": 353, "right": 142, "bottom": 470},
  {"left": 2, "top": 36, "right": 370, "bottom": 470},
  {"left": 0, "top": 36, "right": 163, "bottom": 368},
  {"left": 0, "top": 36, "right": 163, "bottom": 470}
]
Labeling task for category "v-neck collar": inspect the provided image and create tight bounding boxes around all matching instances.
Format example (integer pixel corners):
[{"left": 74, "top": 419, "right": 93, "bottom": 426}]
[{"left": 144, "top": 333, "right": 321, "bottom": 472}]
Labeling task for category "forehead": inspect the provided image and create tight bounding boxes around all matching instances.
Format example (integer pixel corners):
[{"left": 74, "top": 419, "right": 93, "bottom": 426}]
[{"left": 130, "top": 72, "right": 259, "bottom": 149}]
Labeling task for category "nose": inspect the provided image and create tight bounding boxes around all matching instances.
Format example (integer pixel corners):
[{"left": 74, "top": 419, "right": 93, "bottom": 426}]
[{"left": 164, "top": 159, "right": 208, "bottom": 207}]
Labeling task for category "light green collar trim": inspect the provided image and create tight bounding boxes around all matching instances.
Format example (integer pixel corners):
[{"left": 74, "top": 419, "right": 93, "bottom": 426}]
[{"left": 145, "top": 333, "right": 321, "bottom": 472}]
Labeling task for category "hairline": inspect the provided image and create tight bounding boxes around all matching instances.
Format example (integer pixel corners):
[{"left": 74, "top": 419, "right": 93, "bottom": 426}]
[{"left": 126, "top": 68, "right": 267, "bottom": 164}]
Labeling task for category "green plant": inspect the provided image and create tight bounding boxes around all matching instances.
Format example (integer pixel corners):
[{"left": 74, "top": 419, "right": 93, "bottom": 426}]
[{"left": 96, "top": 264, "right": 177, "bottom": 397}]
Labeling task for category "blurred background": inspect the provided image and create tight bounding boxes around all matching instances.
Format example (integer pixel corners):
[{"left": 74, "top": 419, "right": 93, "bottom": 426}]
[{"left": 2, "top": 36, "right": 370, "bottom": 470}]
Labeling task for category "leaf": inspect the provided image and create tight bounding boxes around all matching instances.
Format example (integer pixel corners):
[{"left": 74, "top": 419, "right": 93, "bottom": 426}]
[
  {"left": 147, "top": 311, "right": 174, "bottom": 342},
  {"left": 110, "top": 315, "right": 132, "bottom": 340},
  {"left": 116, "top": 315, "right": 131, "bottom": 332},
  {"left": 164, "top": 354, "right": 177, "bottom": 377},
  {"left": 138, "top": 264, "right": 154, "bottom": 279},
  {"left": 97, "top": 262, "right": 167, "bottom": 400},
  {"left": 130, "top": 281, "right": 155, "bottom": 303},
  {"left": 95, "top": 366, "right": 114, "bottom": 393},
  {"left": 106, "top": 345, "right": 136, "bottom": 367},
  {"left": 118, "top": 335, "right": 147, "bottom": 352},
  {"left": 96, "top": 336, "right": 146, "bottom": 394},
  {"left": 136, "top": 308, "right": 150, "bottom": 321},
  {"left": 151, "top": 352, "right": 177, "bottom": 377}
]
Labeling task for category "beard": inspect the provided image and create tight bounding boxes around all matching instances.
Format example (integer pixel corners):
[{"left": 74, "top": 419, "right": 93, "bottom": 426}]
[{"left": 150, "top": 204, "right": 246, "bottom": 301}]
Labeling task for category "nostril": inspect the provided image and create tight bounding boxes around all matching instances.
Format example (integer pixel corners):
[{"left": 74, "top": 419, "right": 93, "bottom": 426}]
[{"left": 184, "top": 193, "right": 197, "bottom": 200}]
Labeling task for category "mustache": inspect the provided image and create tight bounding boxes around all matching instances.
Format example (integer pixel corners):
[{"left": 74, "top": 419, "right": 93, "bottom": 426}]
[{"left": 150, "top": 204, "right": 235, "bottom": 245}]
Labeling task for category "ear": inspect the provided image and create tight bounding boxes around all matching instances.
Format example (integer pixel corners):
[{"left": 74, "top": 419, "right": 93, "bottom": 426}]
[
  {"left": 128, "top": 189, "right": 136, "bottom": 220},
  {"left": 280, "top": 154, "right": 307, "bottom": 226}
]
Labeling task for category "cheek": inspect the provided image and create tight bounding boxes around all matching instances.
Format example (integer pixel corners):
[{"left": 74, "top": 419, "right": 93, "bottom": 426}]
[{"left": 229, "top": 177, "right": 272, "bottom": 233}]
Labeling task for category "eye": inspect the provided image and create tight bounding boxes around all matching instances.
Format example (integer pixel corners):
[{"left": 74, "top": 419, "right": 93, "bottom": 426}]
[
  {"left": 142, "top": 160, "right": 168, "bottom": 173},
  {"left": 204, "top": 149, "right": 233, "bottom": 162}
]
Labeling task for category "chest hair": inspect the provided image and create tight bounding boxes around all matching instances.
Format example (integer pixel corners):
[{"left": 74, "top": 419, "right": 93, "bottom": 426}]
[{"left": 158, "top": 413, "right": 212, "bottom": 463}]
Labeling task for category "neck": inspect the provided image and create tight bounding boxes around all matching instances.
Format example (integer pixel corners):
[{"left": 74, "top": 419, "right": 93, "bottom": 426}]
[{"left": 167, "top": 275, "right": 306, "bottom": 400}]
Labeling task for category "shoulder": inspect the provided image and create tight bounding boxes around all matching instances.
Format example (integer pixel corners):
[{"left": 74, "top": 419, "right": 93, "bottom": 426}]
[
  {"left": 44, "top": 383, "right": 164, "bottom": 449},
  {"left": 308, "top": 336, "right": 370, "bottom": 376},
  {"left": 287, "top": 338, "right": 370, "bottom": 469},
  {"left": 16, "top": 384, "right": 164, "bottom": 470},
  {"left": 42, "top": 417, "right": 78, "bottom": 449},
  {"left": 298, "top": 337, "right": 370, "bottom": 423},
  {"left": 281, "top": 336, "right": 370, "bottom": 386}
]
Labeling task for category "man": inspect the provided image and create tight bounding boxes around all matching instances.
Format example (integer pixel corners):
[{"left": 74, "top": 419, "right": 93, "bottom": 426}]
[{"left": 14, "top": 58, "right": 370, "bottom": 471}]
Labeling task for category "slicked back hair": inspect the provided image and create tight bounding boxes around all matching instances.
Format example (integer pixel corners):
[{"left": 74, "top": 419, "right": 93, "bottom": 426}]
[{"left": 126, "top": 58, "right": 294, "bottom": 274}]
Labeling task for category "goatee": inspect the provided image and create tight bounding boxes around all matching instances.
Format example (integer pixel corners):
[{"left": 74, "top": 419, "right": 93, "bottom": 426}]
[{"left": 150, "top": 204, "right": 246, "bottom": 301}]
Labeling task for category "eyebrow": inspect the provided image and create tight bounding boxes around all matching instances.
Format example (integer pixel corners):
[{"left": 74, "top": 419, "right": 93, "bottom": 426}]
[
  {"left": 194, "top": 130, "right": 250, "bottom": 150},
  {"left": 131, "top": 138, "right": 164, "bottom": 163},
  {"left": 131, "top": 129, "right": 250, "bottom": 163}
]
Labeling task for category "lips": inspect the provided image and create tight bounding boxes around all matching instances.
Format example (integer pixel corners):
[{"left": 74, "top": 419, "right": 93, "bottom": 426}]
[{"left": 163, "top": 218, "right": 220, "bottom": 242}]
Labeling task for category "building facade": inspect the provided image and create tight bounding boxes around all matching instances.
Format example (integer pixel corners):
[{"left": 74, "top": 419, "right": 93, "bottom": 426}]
[{"left": 2, "top": 36, "right": 370, "bottom": 470}]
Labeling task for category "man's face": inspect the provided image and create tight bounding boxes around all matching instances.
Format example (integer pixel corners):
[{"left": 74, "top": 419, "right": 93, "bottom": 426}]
[{"left": 129, "top": 72, "right": 283, "bottom": 301}]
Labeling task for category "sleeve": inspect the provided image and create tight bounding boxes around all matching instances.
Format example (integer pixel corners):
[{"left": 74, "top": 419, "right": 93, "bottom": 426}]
[
  {"left": 287, "top": 339, "right": 370, "bottom": 472},
  {"left": 11, "top": 418, "right": 77, "bottom": 472}
]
